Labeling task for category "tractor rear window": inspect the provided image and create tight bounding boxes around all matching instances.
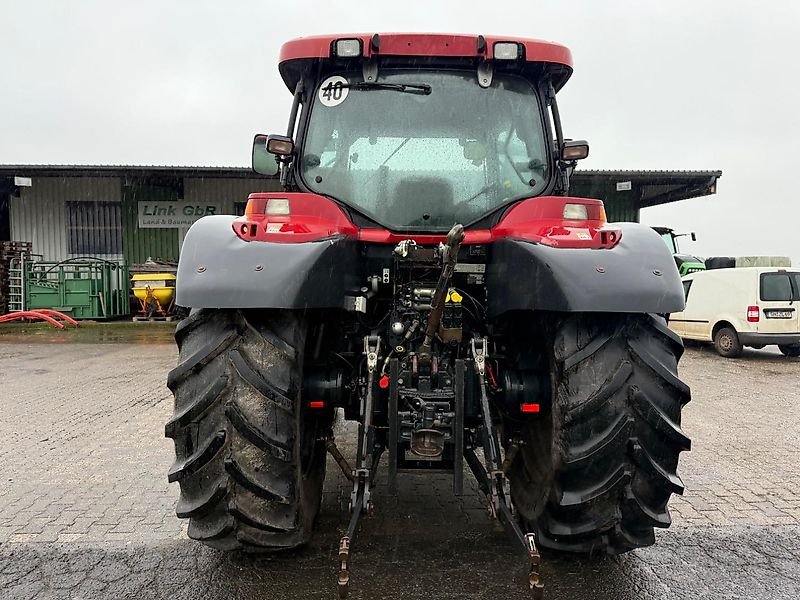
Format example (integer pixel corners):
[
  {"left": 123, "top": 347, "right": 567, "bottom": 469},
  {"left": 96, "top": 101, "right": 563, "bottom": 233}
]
[
  {"left": 301, "top": 70, "right": 549, "bottom": 231},
  {"left": 760, "top": 272, "right": 800, "bottom": 301}
]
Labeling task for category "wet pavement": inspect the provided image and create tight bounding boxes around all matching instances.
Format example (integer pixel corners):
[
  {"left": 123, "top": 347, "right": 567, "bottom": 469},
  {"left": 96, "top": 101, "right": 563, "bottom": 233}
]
[
  {"left": 0, "top": 321, "right": 175, "bottom": 345},
  {"left": 2, "top": 524, "right": 798, "bottom": 599},
  {"left": 1, "top": 335, "right": 799, "bottom": 599}
]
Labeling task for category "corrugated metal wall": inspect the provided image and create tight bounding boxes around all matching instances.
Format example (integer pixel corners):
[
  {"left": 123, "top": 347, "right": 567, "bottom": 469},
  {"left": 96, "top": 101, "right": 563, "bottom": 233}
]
[
  {"left": 604, "top": 194, "right": 640, "bottom": 222},
  {"left": 10, "top": 174, "right": 281, "bottom": 265},
  {"left": 122, "top": 182, "right": 181, "bottom": 265},
  {"left": 569, "top": 180, "right": 641, "bottom": 222},
  {"left": 66, "top": 201, "right": 123, "bottom": 255},
  {"left": 10, "top": 177, "right": 121, "bottom": 261}
]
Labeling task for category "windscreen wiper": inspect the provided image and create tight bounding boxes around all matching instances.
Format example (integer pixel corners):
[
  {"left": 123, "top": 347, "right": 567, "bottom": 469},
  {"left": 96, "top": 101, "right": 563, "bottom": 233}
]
[{"left": 344, "top": 82, "right": 432, "bottom": 95}]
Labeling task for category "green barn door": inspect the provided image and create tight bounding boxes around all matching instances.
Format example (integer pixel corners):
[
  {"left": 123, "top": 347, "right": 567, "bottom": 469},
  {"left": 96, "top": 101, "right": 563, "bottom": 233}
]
[{"left": 122, "top": 179, "right": 182, "bottom": 265}]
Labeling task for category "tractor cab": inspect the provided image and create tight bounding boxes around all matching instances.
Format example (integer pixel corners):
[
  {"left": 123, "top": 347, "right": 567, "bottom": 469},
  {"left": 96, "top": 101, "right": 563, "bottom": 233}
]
[{"left": 253, "top": 34, "right": 588, "bottom": 233}]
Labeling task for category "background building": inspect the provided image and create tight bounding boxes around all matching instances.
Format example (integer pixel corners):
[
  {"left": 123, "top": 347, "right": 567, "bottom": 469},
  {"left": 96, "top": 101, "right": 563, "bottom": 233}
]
[{"left": 0, "top": 165, "right": 720, "bottom": 264}]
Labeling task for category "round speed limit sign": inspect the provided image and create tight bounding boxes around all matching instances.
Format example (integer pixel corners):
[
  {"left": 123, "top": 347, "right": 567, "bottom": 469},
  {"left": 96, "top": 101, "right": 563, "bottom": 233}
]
[{"left": 318, "top": 75, "right": 349, "bottom": 107}]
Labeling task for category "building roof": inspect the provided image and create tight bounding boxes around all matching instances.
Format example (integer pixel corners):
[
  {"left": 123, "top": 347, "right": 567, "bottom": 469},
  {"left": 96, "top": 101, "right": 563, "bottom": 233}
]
[
  {"left": 571, "top": 169, "right": 722, "bottom": 208},
  {"left": 0, "top": 165, "right": 722, "bottom": 209},
  {"left": 0, "top": 164, "right": 261, "bottom": 179}
]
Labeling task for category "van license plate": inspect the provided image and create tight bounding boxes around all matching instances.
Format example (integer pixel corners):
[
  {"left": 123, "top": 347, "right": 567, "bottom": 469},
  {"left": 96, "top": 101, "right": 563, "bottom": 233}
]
[{"left": 765, "top": 310, "right": 793, "bottom": 319}]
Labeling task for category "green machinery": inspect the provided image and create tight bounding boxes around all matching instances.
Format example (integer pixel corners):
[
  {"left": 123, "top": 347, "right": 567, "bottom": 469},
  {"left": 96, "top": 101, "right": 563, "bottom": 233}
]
[
  {"left": 652, "top": 226, "right": 706, "bottom": 276},
  {"left": 25, "top": 259, "right": 130, "bottom": 320}
]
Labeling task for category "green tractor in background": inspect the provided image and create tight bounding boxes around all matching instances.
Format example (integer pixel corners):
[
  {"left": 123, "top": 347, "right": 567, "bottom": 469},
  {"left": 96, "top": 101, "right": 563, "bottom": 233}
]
[{"left": 652, "top": 226, "right": 706, "bottom": 276}]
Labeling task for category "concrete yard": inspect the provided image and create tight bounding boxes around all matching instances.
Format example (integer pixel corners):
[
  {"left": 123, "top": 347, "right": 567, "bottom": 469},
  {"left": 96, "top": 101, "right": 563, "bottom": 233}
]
[{"left": 0, "top": 331, "right": 799, "bottom": 599}]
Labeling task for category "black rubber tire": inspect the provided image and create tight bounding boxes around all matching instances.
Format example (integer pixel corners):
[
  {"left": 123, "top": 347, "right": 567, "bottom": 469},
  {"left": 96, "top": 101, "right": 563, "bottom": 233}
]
[
  {"left": 510, "top": 313, "right": 691, "bottom": 555},
  {"left": 165, "top": 308, "right": 326, "bottom": 551},
  {"left": 778, "top": 344, "right": 800, "bottom": 357},
  {"left": 714, "top": 326, "right": 743, "bottom": 358}
]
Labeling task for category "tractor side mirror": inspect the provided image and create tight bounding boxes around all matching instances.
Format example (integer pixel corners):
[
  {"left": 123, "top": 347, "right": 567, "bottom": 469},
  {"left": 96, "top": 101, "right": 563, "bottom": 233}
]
[
  {"left": 252, "top": 134, "right": 280, "bottom": 176},
  {"left": 561, "top": 140, "right": 589, "bottom": 161},
  {"left": 691, "top": 232, "right": 697, "bottom": 242}
]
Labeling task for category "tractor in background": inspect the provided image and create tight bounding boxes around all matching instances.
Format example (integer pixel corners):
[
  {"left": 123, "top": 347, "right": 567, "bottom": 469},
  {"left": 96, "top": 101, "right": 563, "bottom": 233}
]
[{"left": 652, "top": 226, "right": 706, "bottom": 276}]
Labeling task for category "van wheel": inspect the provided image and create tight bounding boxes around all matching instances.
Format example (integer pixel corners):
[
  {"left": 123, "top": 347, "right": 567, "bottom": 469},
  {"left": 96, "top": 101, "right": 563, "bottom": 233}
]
[
  {"left": 714, "top": 327, "right": 742, "bottom": 358},
  {"left": 778, "top": 344, "right": 800, "bottom": 357}
]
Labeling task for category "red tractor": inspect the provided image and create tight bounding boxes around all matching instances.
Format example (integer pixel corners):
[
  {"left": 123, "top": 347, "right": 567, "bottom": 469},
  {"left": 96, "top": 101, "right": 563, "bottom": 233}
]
[{"left": 166, "top": 33, "right": 690, "bottom": 597}]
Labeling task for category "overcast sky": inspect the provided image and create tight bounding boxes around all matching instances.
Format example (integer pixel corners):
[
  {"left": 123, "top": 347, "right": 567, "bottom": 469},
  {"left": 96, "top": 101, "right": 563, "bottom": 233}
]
[{"left": 1, "top": 0, "right": 798, "bottom": 263}]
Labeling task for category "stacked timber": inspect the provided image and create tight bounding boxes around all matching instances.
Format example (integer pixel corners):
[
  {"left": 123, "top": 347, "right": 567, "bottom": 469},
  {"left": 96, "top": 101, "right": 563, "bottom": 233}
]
[{"left": 0, "top": 241, "right": 32, "bottom": 314}]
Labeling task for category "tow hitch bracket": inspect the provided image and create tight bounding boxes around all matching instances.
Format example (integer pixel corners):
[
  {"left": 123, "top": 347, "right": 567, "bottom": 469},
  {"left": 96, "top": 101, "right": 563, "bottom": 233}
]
[
  {"left": 469, "top": 336, "right": 546, "bottom": 598},
  {"left": 527, "top": 533, "right": 544, "bottom": 599},
  {"left": 335, "top": 333, "right": 545, "bottom": 599},
  {"left": 337, "top": 335, "right": 382, "bottom": 598}
]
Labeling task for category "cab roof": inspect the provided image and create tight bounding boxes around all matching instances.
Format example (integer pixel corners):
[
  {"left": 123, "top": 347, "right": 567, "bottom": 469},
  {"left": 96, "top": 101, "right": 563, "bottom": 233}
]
[{"left": 278, "top": 33, "right": 573, "bottom": 92}]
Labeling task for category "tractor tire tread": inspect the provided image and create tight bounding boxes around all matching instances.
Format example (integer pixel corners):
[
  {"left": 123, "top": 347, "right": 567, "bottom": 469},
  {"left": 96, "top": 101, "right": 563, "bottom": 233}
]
[
  {"left": 164, "top": 375, "right": 228, "bottom": 438},
  {"left": 166, "top": 308, "right": 323, "bottom": 551},
  {"left": 512, "top": 313, "right": 690, "bottom": 555}
]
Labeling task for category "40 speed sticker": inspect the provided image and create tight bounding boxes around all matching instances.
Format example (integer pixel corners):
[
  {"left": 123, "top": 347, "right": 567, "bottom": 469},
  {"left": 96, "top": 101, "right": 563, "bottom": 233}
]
[{"left": 318, "top": 75, "right": 349, "bottom": 107}]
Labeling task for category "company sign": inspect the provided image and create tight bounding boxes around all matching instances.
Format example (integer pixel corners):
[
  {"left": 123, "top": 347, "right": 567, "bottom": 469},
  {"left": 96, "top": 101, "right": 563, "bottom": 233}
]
[{"left": 138, "top": 201, "right": 221, "bottom": 228}]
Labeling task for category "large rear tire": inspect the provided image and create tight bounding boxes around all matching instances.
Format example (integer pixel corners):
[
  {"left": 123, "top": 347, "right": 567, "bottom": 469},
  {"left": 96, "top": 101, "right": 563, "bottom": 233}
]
[
  {"left": 165, "top": 309, "right": 326, "bottom": 550},
  {"left": 510, "top": 313, "right": 691, "bottom": 554}
]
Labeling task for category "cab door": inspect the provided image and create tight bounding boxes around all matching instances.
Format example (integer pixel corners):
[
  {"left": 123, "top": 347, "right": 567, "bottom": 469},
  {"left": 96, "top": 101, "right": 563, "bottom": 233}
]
[{"left": 758, "top": 271, "right": 800, "bottom": 334}]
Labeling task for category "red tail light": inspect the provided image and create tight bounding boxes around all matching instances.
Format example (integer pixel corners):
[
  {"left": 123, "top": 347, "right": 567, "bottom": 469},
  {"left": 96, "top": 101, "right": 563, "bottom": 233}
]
[
  {"left": 233, "top": 192, "right": 357, "bottom": 243},
  {"left": 520, "top": 403, "right": 541, "bottom": 413},
  {"left": 492, "top": 196, "right": 622, "bottom": 248},
  {"left": 747, "top": 306, "right": 760, "bottom": 322},
  {"left": 308, "top": 400, "right": 326, "bottom": 409}
]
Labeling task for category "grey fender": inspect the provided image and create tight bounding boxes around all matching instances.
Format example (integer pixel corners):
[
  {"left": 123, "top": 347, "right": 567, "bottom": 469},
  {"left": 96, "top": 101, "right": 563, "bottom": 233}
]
[
  {"left": 486, "top": 222, "right": 685, "bottom": 317},
  {"left": 176, "top": 215, "right": 359, "bottom": 309}
]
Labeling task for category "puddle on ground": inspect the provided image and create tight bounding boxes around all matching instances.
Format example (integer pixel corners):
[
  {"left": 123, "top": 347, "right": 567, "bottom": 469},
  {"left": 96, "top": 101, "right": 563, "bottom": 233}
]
[{"left": 0, "top": 322, "right": 177, "bottom": 345}]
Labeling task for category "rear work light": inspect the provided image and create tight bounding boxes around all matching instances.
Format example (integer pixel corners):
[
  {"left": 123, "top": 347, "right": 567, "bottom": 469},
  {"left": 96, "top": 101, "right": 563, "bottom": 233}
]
[
  {"left": 333, "top": 38, "right": 362, "bottom": 57},
  {"left": 493, "top": 42, "right": 521, "bottom": 60},
  {"left": 747, "top": 306, "right": 760, "bottom": 322},
  {"left": 561, "top": 140, "right": 590, "bottom": 161},
  {"left": 266, "top": 135, "right": 295, "bottom": 156},
  {"left": 266, "top": 198, "right": 290, "bottom": 215},
  {"left": 563, "top": 203, "right": 588, "bottom": 220}
]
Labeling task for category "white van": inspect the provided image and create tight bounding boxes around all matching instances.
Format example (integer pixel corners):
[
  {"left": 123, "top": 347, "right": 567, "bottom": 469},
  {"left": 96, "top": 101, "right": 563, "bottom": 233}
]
[{"left": 668, "top": 267, "right": 800, "bottom": 357}]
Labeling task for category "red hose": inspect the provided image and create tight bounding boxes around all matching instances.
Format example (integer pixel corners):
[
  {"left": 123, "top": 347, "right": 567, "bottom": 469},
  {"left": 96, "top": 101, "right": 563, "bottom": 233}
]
[
  {"left": 27, "top": 309, "right": 80, "bottom": 327},
  {"left": 0, "top": 310, "right": 79, "bottom": 329}
]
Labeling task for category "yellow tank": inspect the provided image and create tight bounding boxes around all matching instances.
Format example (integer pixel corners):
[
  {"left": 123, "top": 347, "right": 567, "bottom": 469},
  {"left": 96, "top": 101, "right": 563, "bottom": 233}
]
[{"left": 132, "top": 273, "right": 177, "bottom": 309}]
